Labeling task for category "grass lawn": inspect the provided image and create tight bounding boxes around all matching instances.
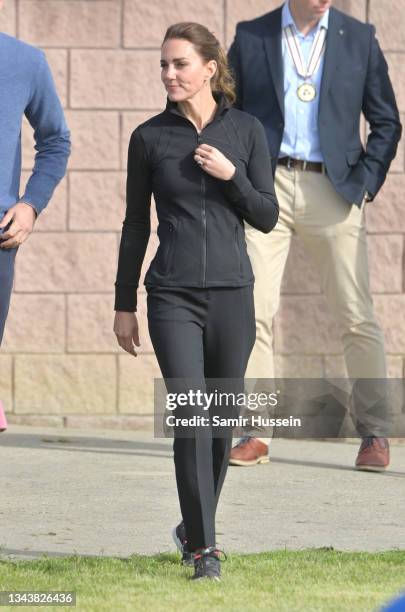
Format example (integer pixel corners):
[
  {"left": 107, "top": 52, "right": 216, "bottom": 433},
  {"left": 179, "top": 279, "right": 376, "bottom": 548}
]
[{"left": 0, "top": 550, "right": 404, "bottom": 611}]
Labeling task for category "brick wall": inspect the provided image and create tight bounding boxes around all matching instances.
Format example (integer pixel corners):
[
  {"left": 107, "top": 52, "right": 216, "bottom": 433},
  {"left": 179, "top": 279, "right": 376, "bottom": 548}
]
[{"left": 0, "top": 0, "right": 404, "bottom": 428}]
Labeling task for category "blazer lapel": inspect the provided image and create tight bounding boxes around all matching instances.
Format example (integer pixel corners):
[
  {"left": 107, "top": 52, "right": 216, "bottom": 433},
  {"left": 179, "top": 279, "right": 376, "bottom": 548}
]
[
  {"left": 263, "top": 7, "right": 284, "bottom": 117},
  {"left": 319, "top": 8, "right": 345, "bottom": 113}
]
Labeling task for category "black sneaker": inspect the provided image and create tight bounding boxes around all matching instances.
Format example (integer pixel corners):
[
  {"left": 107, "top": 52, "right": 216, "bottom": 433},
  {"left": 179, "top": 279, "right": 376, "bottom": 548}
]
[
  {"left": 172, "top": 521, "right": 194, "bottom": 566},
  {"left": 191, "top": 547, "right": 227, "bottom": 581}
]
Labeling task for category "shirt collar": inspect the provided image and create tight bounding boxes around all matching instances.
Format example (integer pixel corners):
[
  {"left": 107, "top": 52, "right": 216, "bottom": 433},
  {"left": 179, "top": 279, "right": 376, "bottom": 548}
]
[{"left": 282, "top": 1, "right": 329, "bottom": 37}]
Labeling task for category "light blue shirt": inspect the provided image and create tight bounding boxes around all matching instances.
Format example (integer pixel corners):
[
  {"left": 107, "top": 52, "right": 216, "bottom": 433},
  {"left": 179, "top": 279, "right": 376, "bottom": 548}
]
[{"left": 280, "top": 1, "right": 329, "bottom": 162}]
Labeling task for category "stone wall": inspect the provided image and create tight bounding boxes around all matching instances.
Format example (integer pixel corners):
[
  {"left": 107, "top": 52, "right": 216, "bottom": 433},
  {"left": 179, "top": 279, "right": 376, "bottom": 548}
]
[{"left": 0, "top": 0, "right": 404, "bottom": 429}]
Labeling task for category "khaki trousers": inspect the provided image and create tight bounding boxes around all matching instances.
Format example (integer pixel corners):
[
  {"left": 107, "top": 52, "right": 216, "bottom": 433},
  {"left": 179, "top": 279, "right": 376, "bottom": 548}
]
[{"left": 245, "top": 165, "right": 387, "bottom": 441}]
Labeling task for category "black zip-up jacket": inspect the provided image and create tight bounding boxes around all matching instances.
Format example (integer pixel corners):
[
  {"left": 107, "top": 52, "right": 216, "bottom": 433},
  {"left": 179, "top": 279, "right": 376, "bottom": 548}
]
[{"left": 114, "top": 92, "right": 279, "bottom": 312}]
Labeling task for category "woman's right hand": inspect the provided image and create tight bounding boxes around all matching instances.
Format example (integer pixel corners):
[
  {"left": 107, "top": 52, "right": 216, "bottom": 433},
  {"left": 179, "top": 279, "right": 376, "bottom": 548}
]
[{"left": 113, "top": 311, "right": 140, "bottom": 356}]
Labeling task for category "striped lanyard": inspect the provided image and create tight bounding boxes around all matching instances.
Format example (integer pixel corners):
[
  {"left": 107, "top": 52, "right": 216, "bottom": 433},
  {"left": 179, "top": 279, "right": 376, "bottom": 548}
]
[{"left": 283, "top": 24, "right": 327, "bottom": 83}]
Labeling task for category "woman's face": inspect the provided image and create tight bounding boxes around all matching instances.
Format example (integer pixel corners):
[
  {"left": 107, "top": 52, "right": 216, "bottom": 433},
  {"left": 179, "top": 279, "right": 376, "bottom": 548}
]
[{"left": 161, "top": 38, "right": 216, "bottom": 102}]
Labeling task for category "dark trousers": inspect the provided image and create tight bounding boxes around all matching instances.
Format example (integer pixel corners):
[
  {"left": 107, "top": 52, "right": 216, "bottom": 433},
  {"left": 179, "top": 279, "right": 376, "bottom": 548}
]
[
  {"left": 0, "top": 219, "right": 18, "bottom": 346},
  {"left": 147, "top": 285, "right": 255, "bottom": 551}
]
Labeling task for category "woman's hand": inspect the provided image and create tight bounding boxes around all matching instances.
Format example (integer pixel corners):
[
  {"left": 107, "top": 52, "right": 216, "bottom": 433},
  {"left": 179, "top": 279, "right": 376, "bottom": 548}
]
[
  {"left": 114, "top": 311, "right": 140, "bottom": 357},
  {"left": 194, "top": 144, "right": 236, "bottom": 181}
]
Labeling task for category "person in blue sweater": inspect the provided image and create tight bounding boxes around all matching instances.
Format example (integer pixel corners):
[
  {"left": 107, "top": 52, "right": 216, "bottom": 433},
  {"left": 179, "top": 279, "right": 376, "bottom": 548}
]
[{"left": 0, "top": 8, "right": 71, "bottom": 431}]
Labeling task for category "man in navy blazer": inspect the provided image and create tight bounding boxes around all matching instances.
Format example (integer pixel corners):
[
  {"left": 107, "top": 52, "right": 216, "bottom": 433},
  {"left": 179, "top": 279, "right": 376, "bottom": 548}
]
[{"left": 228, "top": 0, "right": 402, "bottom": 471}]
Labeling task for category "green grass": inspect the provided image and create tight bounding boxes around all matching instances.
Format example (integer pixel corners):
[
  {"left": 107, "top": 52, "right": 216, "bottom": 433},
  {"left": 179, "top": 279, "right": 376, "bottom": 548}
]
[{"left": 0, "top": 550, "right": 404, "bottom": 612}]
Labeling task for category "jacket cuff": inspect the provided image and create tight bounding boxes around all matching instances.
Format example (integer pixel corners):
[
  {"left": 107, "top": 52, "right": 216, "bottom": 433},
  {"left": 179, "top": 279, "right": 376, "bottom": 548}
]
[
  {"left": 221, "top": 165, "right": 252, "bottom": 203},
  {"left": 114, "top": 285, "right": 137, "bottom": 312}
]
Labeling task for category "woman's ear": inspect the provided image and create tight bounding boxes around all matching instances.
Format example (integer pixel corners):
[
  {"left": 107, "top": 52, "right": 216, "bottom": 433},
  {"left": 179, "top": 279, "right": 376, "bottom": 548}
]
[{"left": 207, "top": 59, "right": 217, "bottom": 80}]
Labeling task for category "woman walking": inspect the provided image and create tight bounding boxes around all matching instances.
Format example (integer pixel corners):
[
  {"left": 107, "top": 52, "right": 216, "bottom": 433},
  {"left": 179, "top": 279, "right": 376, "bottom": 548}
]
[{"left": 114, "top": 22, "right": 278, "bottom": 581}]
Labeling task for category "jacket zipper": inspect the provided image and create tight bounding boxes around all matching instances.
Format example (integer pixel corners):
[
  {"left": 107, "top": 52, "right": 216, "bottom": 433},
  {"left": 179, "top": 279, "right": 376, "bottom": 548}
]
[
  {"left": 197, "top": 133, "right": 207, "bottom": 287},
  {"left": 168, "top": 107, "right": 222, "bottom": 288}
]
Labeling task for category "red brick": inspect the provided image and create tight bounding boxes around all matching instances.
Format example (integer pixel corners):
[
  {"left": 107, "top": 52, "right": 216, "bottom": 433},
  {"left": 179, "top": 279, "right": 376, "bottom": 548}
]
[
  {"left": 368, "top": 234, "right": 403, "bottom": 293},
  {"left": 124, "top": 0, "right": 223, "bottom": 48},
  {"left": 19, "top": 0, "right": 120, "bottom": 48},
  {"left": 366, "top": 175, "right": 405, "bottom": 233},
  {"left": 71, "top": 51, "right": 164, "bottom": 109},
  {"left": 369, "top": 0, "right": 405, "bottom": 51}
]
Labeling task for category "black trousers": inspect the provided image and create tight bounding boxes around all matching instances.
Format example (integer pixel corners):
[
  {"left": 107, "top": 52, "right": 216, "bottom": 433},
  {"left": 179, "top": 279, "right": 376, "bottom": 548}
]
[{"left": 147, "top": 285, "right": 255, "bottom": 551}]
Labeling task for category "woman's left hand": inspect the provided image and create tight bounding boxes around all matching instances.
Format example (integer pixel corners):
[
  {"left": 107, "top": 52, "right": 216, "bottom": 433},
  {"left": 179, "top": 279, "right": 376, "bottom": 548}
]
[{"left": 194, "top": 144, "right": 236, "bottom": 181}]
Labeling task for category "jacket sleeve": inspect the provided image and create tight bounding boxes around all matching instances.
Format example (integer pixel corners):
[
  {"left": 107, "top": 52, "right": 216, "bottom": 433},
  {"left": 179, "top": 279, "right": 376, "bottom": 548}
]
[
  {"left": 228, "top": 26, "right": 243, "bottom": 110},
  {"left": 221, "top": 117, "right": 279, "bottom": 233},
  {"left": 361, "top": 25, "right": 402, "bottom": 200},
  {"left": 114, "top": 128, "right": 152, "bottom": 312},
  {"left": 22, "top": 51, "right": 71, "bottom": 215}
]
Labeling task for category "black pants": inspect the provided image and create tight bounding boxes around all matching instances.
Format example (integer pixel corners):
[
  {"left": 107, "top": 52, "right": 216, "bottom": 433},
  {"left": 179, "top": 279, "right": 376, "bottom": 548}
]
[{"left": 147, "top": 285, "right": 255, "bottom": 551}]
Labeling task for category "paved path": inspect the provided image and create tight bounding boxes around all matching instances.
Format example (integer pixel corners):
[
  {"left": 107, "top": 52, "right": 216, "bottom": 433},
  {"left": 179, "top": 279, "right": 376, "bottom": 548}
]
[{"left": 0, "top": 426, "right": 404, "bottom": 560}]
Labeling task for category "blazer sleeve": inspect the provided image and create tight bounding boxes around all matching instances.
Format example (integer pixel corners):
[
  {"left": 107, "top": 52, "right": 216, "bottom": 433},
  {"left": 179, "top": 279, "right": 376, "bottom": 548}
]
[
  {"left": 221, "top": 117, "right": 279, "bottom": 233},
  {"left": 114, "top": 128, "right": 152, "bottom": 312},
  {"left": 228, "top": 26, "right": 243, "bottom": 110},
  {"left": 362, "top": 25, "right": 402, "bottom": 199}
]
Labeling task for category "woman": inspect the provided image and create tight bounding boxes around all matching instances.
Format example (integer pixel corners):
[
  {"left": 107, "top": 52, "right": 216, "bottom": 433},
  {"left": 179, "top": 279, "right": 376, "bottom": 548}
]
[{"left": 114, "top": 22, "right": 278, "bottom": 581}]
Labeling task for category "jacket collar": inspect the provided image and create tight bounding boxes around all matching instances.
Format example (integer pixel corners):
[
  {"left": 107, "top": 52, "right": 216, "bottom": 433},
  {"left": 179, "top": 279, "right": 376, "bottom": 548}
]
[
  {"left": 165, "top": 91, "right": 231, "bottom": 120},
  {"left": 319, "top": 7, "right": 345, "bottom": 114}
]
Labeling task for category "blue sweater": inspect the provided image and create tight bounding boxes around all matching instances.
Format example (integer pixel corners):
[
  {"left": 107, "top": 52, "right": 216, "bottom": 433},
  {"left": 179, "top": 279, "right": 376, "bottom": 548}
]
[{"left": 0, "top": 33, "right": 70, "bottom": 218}]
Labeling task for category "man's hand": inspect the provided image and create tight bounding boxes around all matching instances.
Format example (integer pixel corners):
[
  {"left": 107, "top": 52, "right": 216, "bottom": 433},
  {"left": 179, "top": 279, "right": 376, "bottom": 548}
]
[
  {"left": 194, "top": 144, "right": 236, "bottom": 180},
  {"left": 0, "top": 203, "right": 37, "bottom": 249},
  {"left": 114, "top": 311, "right": 140, "bottom": 357}
]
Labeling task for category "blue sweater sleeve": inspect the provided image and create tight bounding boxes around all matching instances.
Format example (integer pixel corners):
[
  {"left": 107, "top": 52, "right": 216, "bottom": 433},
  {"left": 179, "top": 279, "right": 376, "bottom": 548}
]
[{"left": 22, "top": 51, "right": 71, "bottom": 215}]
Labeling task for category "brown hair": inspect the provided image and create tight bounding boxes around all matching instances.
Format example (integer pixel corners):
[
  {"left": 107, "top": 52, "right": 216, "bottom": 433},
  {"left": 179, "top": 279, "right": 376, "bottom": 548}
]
[{"left": 163, "top": 22, "right": 236, "bottom": 105}]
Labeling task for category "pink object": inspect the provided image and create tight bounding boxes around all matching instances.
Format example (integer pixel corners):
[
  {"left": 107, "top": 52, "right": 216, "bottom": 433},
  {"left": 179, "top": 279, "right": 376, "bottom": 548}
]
[{"left": 0, "top": 400, "right": 8, "bottom": 432}]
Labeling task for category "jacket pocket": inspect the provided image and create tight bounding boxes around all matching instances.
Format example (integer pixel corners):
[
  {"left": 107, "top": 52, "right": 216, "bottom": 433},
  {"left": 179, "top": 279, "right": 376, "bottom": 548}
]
[
  {"left": 234, "top": 225, "right": 243, "bottom": 275},
  {"left": 346, "top": 148, "right": 363, "bottom": 167},
  {"left": 158, "top": 220, "right": 176, "bottom": 275}
]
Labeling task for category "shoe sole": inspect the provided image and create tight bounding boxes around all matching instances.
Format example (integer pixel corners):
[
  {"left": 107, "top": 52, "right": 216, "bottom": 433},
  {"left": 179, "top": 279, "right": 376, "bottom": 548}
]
[
  {"left": 172, "top": 527, "right": 194, "bottom": 567},
  {"left": 229, "top": 456, "right": 270, "bottom": 466},
  {"left": 172, "top": 527, "right": 183, "bottom": 554},
  {"left": 355, "top": 464, "right": 387, "bottom": 473},
  {"left": 191, "top": 575, "right": 221, "bottom": 582}
]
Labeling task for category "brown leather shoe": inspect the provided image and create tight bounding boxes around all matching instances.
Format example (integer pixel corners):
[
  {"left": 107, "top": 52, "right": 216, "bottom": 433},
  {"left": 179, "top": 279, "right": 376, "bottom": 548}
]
[
  {"left": 229, "top": 437, "right": 269, "bottom": 466},
  {"left": 355, "top": 437, "right": 390, "bottom": 472}
]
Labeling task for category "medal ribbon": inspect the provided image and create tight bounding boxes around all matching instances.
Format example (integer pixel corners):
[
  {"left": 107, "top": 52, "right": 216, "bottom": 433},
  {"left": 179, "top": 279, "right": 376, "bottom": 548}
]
[{"left": 284, "top": 25, "right": 327, "bottom": 81}]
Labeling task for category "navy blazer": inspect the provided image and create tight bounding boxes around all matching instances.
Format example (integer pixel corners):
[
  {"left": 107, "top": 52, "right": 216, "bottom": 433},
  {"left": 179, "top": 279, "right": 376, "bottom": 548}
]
[{"left": 228, "top": 6, "right": 402, "bottom": 206}]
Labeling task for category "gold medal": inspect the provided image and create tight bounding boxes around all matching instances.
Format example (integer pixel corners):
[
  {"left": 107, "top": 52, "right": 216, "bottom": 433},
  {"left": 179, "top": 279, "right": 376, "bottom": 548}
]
[{"left": 297, "top": 82, "right": 317, "bottom": 102}]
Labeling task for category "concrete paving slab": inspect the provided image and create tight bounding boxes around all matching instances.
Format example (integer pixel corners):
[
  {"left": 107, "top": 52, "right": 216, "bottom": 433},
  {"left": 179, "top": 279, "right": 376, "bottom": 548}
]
[{"left": 0, "top": 427, "right": 404, "bottom": 560}]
